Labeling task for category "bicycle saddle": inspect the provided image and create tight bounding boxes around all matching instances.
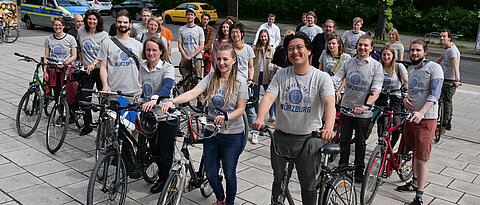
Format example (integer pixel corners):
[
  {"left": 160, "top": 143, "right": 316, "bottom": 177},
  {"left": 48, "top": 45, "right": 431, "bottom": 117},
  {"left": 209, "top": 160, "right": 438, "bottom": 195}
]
[{"left": 320, "top": 143, "right": 341, "bottom": 155}]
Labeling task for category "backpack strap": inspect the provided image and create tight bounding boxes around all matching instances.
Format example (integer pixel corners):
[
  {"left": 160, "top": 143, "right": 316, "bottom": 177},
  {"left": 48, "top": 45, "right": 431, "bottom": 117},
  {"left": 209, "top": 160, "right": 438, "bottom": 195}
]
[{"left": 111, "top": 37, "right": 140, "bottom": 70}]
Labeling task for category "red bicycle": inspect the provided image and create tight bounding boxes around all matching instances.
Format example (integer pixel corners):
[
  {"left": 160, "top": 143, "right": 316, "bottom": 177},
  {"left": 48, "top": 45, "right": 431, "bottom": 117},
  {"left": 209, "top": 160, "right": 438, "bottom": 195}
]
[{"left": 360, "top": 103, "right": 413, "bottom": 205}]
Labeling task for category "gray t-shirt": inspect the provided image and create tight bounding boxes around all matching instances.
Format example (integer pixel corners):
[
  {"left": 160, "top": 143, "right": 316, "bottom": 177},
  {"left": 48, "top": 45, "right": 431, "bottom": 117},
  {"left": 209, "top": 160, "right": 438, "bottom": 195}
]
[
  {"left": 385, "top": 42, "right": 404, "bottom": 60},
  {"left": 341, "top": 30, "right": 366, "bottom": 56},
  {"left": 197, "top": 72, "right": 249, "bottom": 134},
  {"left": 267, "top": 66, "right": 335, "bottom": 135},
  {"left": 140, "top": 60, "right": 175, "bottom": 121},
  {"left": 44, "top": 34, "right": 77, "bottom": 62},
  {"left": 77, "top": 28, "right": 109, "bottom": 67},
  {"left": 319, "top": 51, "right": 352, "bottom": 75},
  {"left": 300, "top": 24, "right": 323, "bottom": 41},
  {"left": 135, "top": 32, "right": 168, "bottom": 48},
  {"left": 332, "top": 57, "right": 384, "bottom": 118},
  {"left": 408, "top": 61, "right": 444, "bottom": 119},
  {"left": 97, "top": 37, "right": 143, "bottom": 95},
  {"left": 130, "top": 23, "right": 147, "bottom": 39},
  {"left": 235, "top": 44, "right": 255, "bottom": 80},
  {"left": 382, "top": 63, "right": 407, "bottom": 98},
  {"left": 178, "top": 25, "right": 205, "bottom": 60},
  {"left": 441, "top": 44, "right": 461, "bottom": 80}
]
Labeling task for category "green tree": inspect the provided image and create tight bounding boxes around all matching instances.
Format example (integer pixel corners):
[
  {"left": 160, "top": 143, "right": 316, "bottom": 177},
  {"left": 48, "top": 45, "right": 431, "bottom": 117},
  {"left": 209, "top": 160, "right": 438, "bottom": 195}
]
[{"left": 375, "top": 0, "right": 394, "bottom": 41}]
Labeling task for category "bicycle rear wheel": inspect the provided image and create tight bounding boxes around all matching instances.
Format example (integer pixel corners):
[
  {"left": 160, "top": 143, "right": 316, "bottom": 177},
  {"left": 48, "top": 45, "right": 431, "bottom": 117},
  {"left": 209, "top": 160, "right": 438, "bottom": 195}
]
[
  {"left": 361, "top": 145, "right": 384, "bottom": 205},
  {"left": 324, "top": 173, "right": 356, "bottom": 205},
  {"left": 141, "top": 137, "right": 159, "bottom": 184},
  {"left": 46, "top": 100, "right": 69, "bottom": 154},
  {"left": 3, "top": 26, "right": 19, "bottom": 43},
  {"left": 186, "top": 77, "right": 205, "bottom": 113},
  {"left": 16, "top": 89, "right": 43, "bottom": 137},
  {"left": 434, "top": 100, "right": 444, "bottom": 143},
  {"left": 397, "top": 150, "right": 413, "bottom": 182},
  {"left": 87, "top": 151, "right": 128, "bottom": 205},
  {"left": 157, "top": 167, "right": 186, "bottom": 205}
]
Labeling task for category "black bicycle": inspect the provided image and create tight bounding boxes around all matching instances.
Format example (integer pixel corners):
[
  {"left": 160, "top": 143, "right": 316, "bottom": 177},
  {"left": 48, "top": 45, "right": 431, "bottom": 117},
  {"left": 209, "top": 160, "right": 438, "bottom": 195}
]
[
  {"left": 173, "top": 58, "right": 206, "bottom": 113},
  {"left": 15, "top": 53, "right": 55, "bottom": 137},
  {"left": 0, "top": 14, "right": 19, "bottom": 43},
  {"left": 85, "top": 97, "right": 159, "bottom": 204},
  {"left": 259, "top": 126, "right": 357, "bottom": 205}
]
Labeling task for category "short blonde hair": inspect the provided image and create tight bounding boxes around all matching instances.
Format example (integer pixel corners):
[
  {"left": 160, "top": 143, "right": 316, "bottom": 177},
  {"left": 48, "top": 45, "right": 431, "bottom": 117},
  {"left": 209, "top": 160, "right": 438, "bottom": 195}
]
[
  {"left": 148, "top": 16, "right": 162, "bottom": 33},
  {"left": 353, "top": 17, "right": 363, "bottom": 25}
]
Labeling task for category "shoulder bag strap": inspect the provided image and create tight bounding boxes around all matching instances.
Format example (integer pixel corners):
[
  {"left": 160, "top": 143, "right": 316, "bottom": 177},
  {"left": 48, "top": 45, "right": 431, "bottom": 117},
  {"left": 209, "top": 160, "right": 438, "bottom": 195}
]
[{"left": 111, "top": 37, "right": 140, "bottom": 70}]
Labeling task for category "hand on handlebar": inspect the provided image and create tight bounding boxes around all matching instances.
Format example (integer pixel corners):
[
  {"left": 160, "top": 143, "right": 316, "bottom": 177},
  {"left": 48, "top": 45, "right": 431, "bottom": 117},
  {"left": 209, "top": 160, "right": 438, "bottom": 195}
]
[
  {"left": 318, "top": 129, "right": 335, "bottom": 141},
  {"left": 142, "top": 100, "right": 156, "bottom": 112},
  {"left": 86, "top": 63, "right": 95, "bottom": 75},
  {"left": 353, "top": 105, "right": 368, "bottom": 114},
  {"left": 252, "top": 118, "right": 265, "bottom": 131},
  {"left": 214, "top": 115, "right": 226, "bottom": 125},
  {"left": 160, "top": 100, "right": 174, "bottom": 114},
  {"left": 102, "top": 85, "right": 111, "bottom": 92}
]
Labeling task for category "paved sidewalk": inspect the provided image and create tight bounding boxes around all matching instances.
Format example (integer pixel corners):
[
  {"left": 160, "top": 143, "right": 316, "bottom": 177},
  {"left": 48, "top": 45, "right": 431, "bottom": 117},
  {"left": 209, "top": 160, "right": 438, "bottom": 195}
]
[{"left": 0, "top": 36, "right": 479, "bottom": 205}]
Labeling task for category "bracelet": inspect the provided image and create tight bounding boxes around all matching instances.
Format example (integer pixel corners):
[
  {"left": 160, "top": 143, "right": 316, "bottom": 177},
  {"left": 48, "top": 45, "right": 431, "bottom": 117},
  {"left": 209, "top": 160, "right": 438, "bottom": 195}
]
[{"left": 168, "top": 99, "right": 175, "bottom": 104}]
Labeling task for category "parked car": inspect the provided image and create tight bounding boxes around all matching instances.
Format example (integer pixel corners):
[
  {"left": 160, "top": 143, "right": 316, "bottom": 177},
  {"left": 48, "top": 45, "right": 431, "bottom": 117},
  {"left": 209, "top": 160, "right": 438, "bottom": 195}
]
[
  {"left": 20, "top": 0, "right": 91, "bottom": 30},
  {"left": 111, "top": 0, "right": 160, "bottom": 21},
  {"left": 87, "top": 0, "right": 112, "bottom": 15},
  {"left": 163, "top": 2, "right": 217, "bottom": 25}
]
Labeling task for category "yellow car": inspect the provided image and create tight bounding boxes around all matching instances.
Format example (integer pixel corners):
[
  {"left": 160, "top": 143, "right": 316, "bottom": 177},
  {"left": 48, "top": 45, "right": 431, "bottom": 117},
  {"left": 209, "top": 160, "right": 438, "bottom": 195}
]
[{"left": 163, "top": 2, "right": 218, "bottom": 25}]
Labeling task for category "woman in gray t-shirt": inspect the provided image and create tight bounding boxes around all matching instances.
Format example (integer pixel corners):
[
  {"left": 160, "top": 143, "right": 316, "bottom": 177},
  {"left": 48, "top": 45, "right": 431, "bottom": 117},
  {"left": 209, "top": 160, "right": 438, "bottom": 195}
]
[
  {"left": 44, "top": 17, "right": 77, "bottom": 99},
  {"left": 319, "top": 35, "right": 351, "bottom": 100},
  {"left": 385, "top": 28, "right": 404, "bottom": 61},
  {"left": 135, "top": 16, "right": 168, "bottom": 50},
  {"left": 161, "top": 44, "right": 248, "bottom": 205}
]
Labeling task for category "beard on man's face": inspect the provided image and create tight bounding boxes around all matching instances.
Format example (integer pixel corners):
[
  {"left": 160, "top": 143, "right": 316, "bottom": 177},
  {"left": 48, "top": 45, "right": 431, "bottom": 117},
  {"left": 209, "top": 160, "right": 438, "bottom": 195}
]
[
  {"left": 410, "top": 55, "right": 425, "bottom": 66},
  {"left": 117, "top": 25, "right": 130, "bottom": 33}
]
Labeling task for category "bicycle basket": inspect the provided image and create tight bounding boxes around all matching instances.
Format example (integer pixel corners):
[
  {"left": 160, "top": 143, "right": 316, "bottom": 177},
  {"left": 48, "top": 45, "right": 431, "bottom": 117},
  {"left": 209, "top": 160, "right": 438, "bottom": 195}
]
[{"left": 134, "top": 111, "right": 158, "bottom": 137}]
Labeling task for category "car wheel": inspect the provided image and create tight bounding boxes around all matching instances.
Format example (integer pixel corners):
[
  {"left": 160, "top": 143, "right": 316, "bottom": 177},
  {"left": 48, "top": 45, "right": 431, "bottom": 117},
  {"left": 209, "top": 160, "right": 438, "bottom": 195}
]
[
  {"left": 165, "top": 15, "right": 173, "bottom": 24},
  {"left": 25, "top": 15, "right": 35, "bottom": 30},
  {"left": 112, "top": 9, "right": 117, "bottom": 18},
  {"left": 135, "top": 12, "right": 141, "bottom": 21}
]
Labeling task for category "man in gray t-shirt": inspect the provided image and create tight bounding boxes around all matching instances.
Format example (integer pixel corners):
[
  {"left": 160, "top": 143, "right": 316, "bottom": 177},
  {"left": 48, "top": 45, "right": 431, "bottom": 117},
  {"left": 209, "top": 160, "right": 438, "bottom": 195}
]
[
  {"left": 98, "top": 11, "right": 142, "bottom": 96},
  {"left": 299, "top": 11, "right": 323, "bottom": 41},
  {"left": 178, "top": 8, "right": 205, "bottom": 83},
  {"left": 253, "top": 32, "right": 335, "bottom": 205},
  {"left": 436, "top": 29, "right": 461, "bottom": 130},
  {"left": 130, "top": 8, "right": 151, "bottom": 38},
  {"left": 399, "top": 39, "right": 443, "bottom": 205}
]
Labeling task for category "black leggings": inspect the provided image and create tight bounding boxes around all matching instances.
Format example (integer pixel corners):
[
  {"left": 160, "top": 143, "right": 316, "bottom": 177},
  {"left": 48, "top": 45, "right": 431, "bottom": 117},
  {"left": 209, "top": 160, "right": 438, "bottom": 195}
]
[
  {"left": 79, "top": 69, "right": 102, "bottom": 128},
  {"left": 148, "top": 119, "right": 178, "bottom": 182}
]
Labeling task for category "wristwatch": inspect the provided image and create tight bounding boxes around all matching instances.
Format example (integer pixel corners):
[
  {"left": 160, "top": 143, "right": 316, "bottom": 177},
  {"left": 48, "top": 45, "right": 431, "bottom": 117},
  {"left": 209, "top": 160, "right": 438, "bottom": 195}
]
[{"left": 455, "top": 79, "right": 461, "bottom": 82}]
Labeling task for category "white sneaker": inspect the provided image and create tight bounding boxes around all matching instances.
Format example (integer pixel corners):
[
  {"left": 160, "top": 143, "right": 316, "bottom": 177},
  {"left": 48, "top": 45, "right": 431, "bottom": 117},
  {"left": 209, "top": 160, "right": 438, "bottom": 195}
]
[{"left": 251, "top": 131, "right": 259, "bottom": 144}]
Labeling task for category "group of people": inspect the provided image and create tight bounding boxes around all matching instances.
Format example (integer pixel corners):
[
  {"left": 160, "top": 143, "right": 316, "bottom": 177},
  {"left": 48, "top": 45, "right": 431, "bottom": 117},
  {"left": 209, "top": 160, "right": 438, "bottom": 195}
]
[{"left": 42, "top": 7, "right": 461, "bottom": 205}]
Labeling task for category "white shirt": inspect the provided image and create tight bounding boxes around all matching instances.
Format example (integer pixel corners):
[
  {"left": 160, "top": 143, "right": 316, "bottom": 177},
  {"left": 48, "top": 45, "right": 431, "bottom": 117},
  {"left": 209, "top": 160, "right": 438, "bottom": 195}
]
[{"left": 253, "top": 22, "right": 281, "bottom": 48}]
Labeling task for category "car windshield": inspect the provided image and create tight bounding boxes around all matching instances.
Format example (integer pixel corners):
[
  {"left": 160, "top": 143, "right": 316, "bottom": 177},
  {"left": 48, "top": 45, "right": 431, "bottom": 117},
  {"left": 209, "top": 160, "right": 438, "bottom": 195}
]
[
  {"left": 57, "top": 0, "right": 89, "bottom": 6},
  {"left": 200, "top": 4, "right": 214, "bottom": 10}
]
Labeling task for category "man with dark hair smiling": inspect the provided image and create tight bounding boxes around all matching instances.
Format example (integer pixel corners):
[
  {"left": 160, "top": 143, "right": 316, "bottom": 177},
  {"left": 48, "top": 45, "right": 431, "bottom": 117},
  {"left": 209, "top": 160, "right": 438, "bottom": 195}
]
[{"left": 253, "top": 32, "right": 335, "bottom": 205}]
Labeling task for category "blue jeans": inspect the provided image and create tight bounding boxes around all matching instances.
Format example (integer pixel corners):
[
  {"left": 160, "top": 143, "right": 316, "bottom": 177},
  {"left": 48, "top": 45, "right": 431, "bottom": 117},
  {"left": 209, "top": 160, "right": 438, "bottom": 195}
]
[
  {"left": 253, "top": 72, "right": 275, "bottom": 116},
  {"left": 204, "top": 130, "right": 244, "bottom": 205}
]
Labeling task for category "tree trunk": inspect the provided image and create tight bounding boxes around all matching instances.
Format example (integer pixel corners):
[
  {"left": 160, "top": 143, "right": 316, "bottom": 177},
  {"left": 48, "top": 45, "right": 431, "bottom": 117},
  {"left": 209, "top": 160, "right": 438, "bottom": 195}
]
[
  {"left": 374, "top": 0, "right": 389, "bottom": 40},
  {"left": 228, "top": 0, "right": 237, "bottom": 17}
]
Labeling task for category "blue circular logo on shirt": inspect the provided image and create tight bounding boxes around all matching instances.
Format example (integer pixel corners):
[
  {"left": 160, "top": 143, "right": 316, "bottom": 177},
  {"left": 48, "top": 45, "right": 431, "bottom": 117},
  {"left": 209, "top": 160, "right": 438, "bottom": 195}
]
[
  {"left": 349, "top": 39, "right": 357, "bottom": 49},
  {"left": 383, "top": 77, "right": 392, "bottom": 86},
  {"left": 409, "top": 79, "right": 417, "bottom": 89},
  {"left": 82, "top": 40, "right": 97, "bottom": 57},
  {"left": 143, "top": 84, "right": 153, "bottom": 96},
  {"left": 289, "top": 90, "right": 303, "bottom": 104},
  {"left": 350, "top": 74, "right": 361, "bottom": 85},
  {"left": 212, "top": 95, "right": 224, "bottom": 108},
  {"left": 53, "top": 46, "right": 63, "bottom": 55},
  {"left": 120, "top": 51, "right": 129, "bottom": 61}
]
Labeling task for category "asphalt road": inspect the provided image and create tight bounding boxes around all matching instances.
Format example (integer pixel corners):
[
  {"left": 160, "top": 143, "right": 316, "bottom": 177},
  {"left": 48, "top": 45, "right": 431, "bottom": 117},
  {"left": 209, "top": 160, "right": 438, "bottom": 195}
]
[{"left": 17, "top": 15, "right": 479, "bottom": 86}]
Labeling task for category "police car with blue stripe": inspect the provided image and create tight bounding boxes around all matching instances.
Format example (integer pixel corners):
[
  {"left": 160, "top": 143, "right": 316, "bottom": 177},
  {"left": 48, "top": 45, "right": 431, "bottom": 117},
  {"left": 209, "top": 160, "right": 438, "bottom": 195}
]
[{"left": 20, "top": 0, "right": 91, "bottom": 30}]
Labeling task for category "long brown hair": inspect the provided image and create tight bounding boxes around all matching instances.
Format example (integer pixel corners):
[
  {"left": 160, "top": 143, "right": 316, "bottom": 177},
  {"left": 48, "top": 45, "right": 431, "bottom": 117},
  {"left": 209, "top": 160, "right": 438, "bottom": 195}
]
[
  {"left": 381, "top": 45, "right": 396, "bottom": 76},
  {"left": 254, "top": 29, "right": 271, "bottom": 56},
  {"left": 325, "top": 34, "right": 343, "bottom": 56},
  {"left": 206, "top": 44, "right": 239, "bottom": 104}
]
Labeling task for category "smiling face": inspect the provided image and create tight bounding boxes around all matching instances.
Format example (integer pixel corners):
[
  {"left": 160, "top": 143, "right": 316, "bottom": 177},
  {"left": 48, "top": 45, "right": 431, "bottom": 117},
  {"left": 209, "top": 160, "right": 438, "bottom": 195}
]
[
  {"left": 324, "top": 22, "right": 335, "bottom": 34},
  {"left": 287, "top": 38, "right": 311, "bottom": 65},
  {"left": 145, "top": 41, "right": 162, "bottom": 63},
  {"left": 87, "top": 14, "right": 98, "bottom": 30},
  {"left": 356, "top": 38, "right": 373, "bottom": 59},
  {"left": 353, "top": 22, "right": 362, "bottom": 32},
  {"left": 306, "top": 15, "right": 315, "bottom": 25},
  {"left": 267, "top": 16, "right": 275, "bottom": 26},
  {"left": 381, "top": 49, "right": 394, "bottom": 65},
  {"left": 439, "top": 32, "right": 451, "bottom": 45},
  {"left": 116, "top": 16, "right": 131, "bottom": 33},
  {"left": 52, "top": 20, "right": 64, "bottom": 34},
  {"left": 74, "top": 14, "right": 83, "bottom": 29},
  {"left": 388, "top": 30, "right": 395, "bottom": 41},
  {"left": 147, "top": 19, "right": 159, "bottom": 34},
  {"left": 327, "top": 39, "right": 339, "bottom": 53},
  {"left": 230, "top": 28, "right": 242, "bottom": 43},
  {"left": 216, "top": 49, "right": 236, "bottom": 74},
  {"left": 260, "top": 32, "right": 269, "bottom": 46},
  {"left": 221, "top": 23, "right": 230, "bottom": 36},
  {"left": 141, "top": 11, "right": 151, "bottom": 24},
  {"left": 186, "top": 11, "right": 195, "bottom": 23}
]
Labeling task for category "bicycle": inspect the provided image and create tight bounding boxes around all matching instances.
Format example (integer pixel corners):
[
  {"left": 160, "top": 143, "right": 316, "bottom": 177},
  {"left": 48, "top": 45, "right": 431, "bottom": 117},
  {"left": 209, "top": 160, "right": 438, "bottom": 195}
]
[
  {"left": 85, "top": 97, "right": 160, "bottom": 204},
  {"left": 45, "top": 61, "right": 86, "bottom": 154},
  {"left": 360, "top": 104, "right": 413, "bottom": 205},
  {"left": 435, "top": 82, "right": 457, "bottom": 143},
  {"left": 15, "top": 52, "right": 55, "bottom": 137},
  {"left": 173, "top": 57, "right": 206, "bottom": 113},
  {"left": 0, "top": 14, "right": 19, "bottom": 43},
  {"left": 157, "top": 106, "right": 229, "bottom": 205},
  {"left": 258, "top": 126, "right": 357, "bottom": 205}
]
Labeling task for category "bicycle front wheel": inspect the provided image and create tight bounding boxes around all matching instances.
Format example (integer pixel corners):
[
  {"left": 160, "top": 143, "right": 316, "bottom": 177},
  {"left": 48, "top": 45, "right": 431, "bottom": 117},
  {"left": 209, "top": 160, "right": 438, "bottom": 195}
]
[
  {"left": 87, "top": 151, "right": 128, "bottom": 205},
  {"left": 3, "top": 26, "right": 19, "bottom": 43},
  {"left": 141, "top": 137, "right": 159, "bottom": 184},
  {"left": 46, "top": 100, "right": 69, "bottom": 154},
  {"left": 360, "top": 145, "right": 384, "bottom": 205},
  {"left": 324, "top": 173, "right": 356, "bottom": 205},
  {"left": 16, "top": 89, "right": 43, "bottom": 137},
  {"left": 157, "top": 167, "right": 186, "bottom": 205},
  {"left": 186, "top": 76, "right": 205, "bottom": 113},
  {"left": 434, "top": 100, "right": 444, "bottom": 143}
]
